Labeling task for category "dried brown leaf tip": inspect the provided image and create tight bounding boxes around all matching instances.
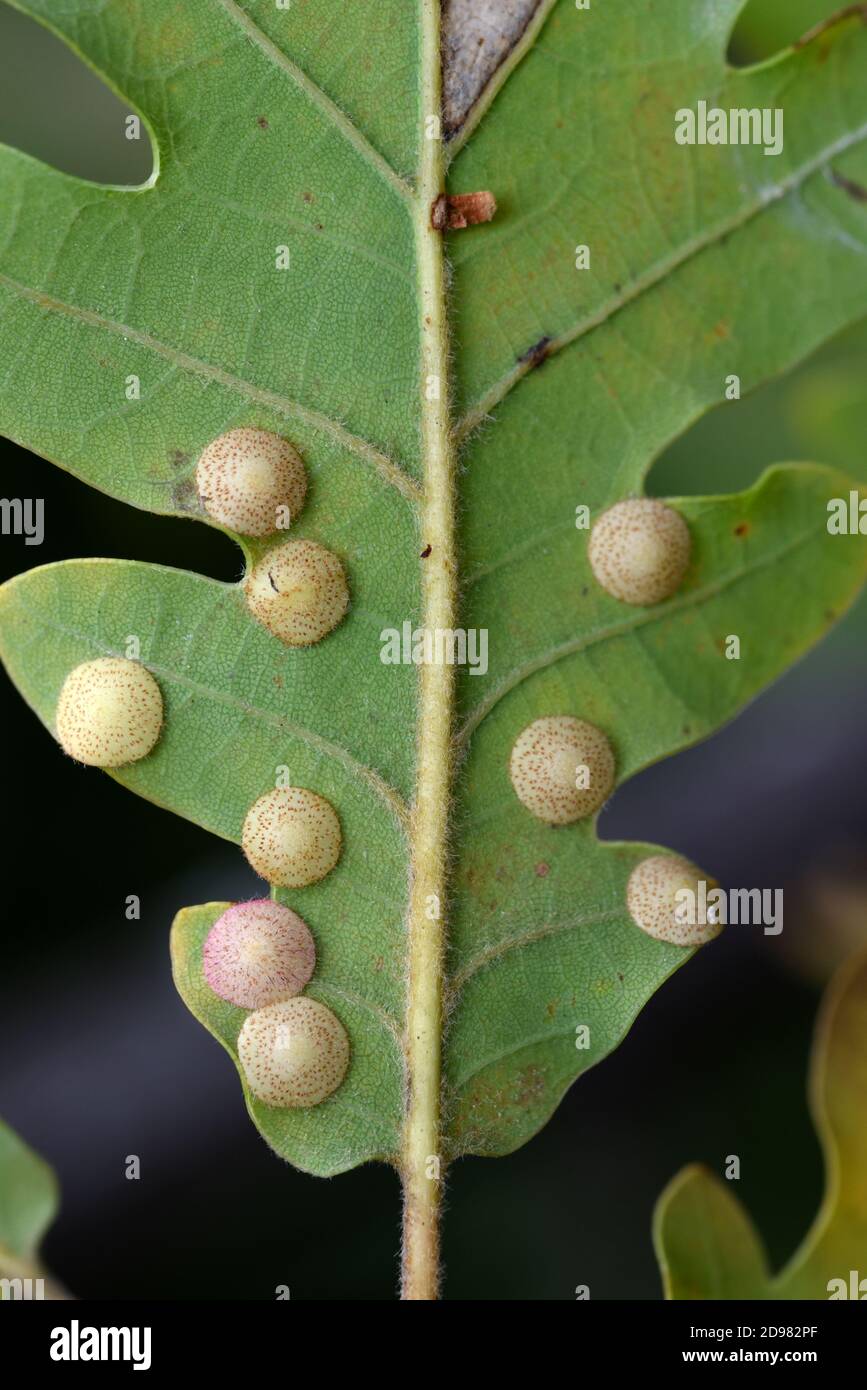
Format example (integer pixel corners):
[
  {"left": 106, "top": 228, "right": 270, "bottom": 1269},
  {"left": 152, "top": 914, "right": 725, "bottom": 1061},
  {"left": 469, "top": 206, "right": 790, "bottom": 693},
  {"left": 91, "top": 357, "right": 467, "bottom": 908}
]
[
  {"left": 442, "top": 0, "right": 543, "bottom": 139},
  {"left": 431, "top": 191, "right": 497, "bottom": 230}
]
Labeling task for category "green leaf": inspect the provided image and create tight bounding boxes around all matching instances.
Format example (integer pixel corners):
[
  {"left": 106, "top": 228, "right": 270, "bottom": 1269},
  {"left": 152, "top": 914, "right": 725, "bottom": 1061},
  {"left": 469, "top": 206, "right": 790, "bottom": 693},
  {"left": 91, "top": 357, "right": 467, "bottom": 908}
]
[
  {"left": 1, "top": 0, "right": 867, "bottom": 1290},
  {"left": 654, "top": 946, "right": 867, "bottom": 1300},
  {"left": 172, "top": 903, "right": 403, "bottom": 1174},
  {"left": 0, "top": 1116, "right": 59, "bottom": 1292}
]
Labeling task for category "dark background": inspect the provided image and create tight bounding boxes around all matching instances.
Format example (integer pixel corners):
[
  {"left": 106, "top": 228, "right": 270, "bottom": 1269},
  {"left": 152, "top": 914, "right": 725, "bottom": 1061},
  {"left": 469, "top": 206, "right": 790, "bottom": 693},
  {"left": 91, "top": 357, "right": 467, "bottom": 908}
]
[{"left": 1, "top": 1, "right": 865, "bottom": 1300}]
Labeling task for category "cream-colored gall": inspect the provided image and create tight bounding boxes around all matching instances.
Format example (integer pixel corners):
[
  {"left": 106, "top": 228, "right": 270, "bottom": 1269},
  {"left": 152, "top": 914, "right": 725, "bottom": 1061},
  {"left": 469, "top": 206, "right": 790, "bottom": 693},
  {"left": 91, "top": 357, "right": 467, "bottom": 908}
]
[
  {"left": 245, "top": 539, "right": 349, "bottom": 646},
  {"left": 203, "top": 899, "right": 316, "bottom": 1008},
  {"left": 589, "top": 498, "right": 691, "bottom": 605},
  {"left": 627, "top": 854, "right": 722, "bottom": 947},
  {"left": 238, "top": 997, "right": 350, "bottom": 1108},
  {"left": 509, "top": 715, "right": 615, "bottom": 824},
  {"left": 195, "top": 428, "right": 307, "bottom": 537},
  {"left": 242, "top": 786, "right": 342, "bottom": 888},
  {"left": 55, "top": 657, "right": 163, "bottom": 768}
]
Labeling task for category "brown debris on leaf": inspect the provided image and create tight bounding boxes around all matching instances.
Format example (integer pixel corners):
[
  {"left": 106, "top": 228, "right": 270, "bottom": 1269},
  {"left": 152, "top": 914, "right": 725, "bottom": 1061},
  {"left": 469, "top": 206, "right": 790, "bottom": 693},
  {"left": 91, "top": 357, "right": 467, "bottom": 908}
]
[{"left": 431, "top": 191, "right": 497, "bottom": 230}]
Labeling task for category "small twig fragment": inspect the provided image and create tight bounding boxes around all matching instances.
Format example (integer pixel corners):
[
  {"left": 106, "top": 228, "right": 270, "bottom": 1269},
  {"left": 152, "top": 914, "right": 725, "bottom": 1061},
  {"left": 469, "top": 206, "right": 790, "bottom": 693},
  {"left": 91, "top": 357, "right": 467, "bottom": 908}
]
[{"left": 431, "top": 191, "right": 497, "bottom": 230}]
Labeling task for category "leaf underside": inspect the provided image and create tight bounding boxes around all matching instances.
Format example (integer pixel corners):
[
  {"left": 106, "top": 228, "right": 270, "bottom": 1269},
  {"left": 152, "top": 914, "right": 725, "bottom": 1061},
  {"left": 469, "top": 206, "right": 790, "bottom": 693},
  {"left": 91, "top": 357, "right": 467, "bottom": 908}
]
[
  {"left": 1, "top": 0, "right": 866, "bottom": 1177},
  {"left": 654, "top": 946, "right": 867, "bottom": 1300}
]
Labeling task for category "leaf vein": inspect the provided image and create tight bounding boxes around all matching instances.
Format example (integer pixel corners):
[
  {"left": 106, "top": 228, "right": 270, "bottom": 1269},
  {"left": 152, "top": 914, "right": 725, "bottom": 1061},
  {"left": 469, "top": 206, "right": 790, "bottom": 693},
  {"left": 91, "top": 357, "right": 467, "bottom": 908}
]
[
  {"left": 10, "top": 576, "right": 412, "bottom": 830},
  {"left": 455, "top": 122, "right": 867, "bottom": 440},
  {"left": 0, "top": 270, "right": 422, "bottom": 502},
  {"left": 456, "top": 525, "right": 815, "bottom": 745},
  {"left": 215, "top": 0, "right": 414, "bottom": 203}
]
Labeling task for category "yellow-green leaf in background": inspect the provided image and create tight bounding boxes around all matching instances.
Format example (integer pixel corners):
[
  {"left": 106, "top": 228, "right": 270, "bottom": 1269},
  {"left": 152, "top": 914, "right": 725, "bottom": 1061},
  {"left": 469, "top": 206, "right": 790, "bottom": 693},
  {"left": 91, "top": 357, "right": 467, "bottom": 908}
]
[
  {"left": 0, "top": 1117, "right": 63, "bottom": 1299},
  {"left": 654, "top": 946, "right": 867, "bottom": 1300}
]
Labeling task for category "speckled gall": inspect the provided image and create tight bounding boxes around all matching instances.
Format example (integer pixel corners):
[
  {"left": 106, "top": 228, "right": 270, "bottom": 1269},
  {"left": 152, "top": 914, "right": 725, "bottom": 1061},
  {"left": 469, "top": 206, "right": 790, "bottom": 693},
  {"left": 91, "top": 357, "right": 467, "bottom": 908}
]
[
  {"left": 203, "top": 899, "right": 316, "bottom": 1008},
  {"left": 245, "top": 539, "right": 349, "bottom": 646},
  {"left": 55, "top": 657, "right": 163, "bottom": 768},
  {"left": 509, "top": 715, "right": 615, "bottom": 824},
  {"left": 241, "top": 786, "right": 342, "bottom": 888},
  {"left": 626, "top": 854, "right": 722, "bottom": 946},
  {"left": 589, "top": 498, "right": 691, "bottom": 605},
  {"left": 195, "top": 428, "right": 307, "bottom": 537},
  {"left": 238, "top": 996, "right": 350, "bottom": 1108}
]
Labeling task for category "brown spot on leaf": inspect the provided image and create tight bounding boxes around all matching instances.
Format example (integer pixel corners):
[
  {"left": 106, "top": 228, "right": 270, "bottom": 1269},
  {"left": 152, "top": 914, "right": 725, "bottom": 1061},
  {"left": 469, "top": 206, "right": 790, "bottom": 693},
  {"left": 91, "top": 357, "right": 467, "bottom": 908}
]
[
  {"left": 518, "top": 335, "right": 553, "bottom": 370},
  {"left": 734, "top": 521, "right": 750, "bottom": 537},
  {"left": 256, "top": 116, "right": 269, "bottom": 130},
  {"left": 830, "top": 168, "right": 867, "bottom": 203},
  {"left": 172, "top": 478, "right": 198, "bottom": 511},
  {"left": 420, "top": 543, "right": 432, "bottom": 558},
  {"left": 535, "top": 862, "right": 549, "bottom": 878}
]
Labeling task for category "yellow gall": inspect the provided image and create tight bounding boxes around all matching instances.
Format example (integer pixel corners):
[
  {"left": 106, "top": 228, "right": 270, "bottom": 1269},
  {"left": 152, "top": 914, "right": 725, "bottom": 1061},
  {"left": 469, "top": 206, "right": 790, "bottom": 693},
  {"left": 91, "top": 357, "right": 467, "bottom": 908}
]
[
  {"left": 242, "top": 786, "right": 342, "bottom": 888},
  {"left": 588, "top": 498, "right": 691, "bottom": 605},
  {"left": 627, "top": 854, "right": 722, "bottom": 947},
  {"left": 509, "top": 715, "right": 615, "bottom": 824},
  {"left": 245, "top": 539, "right": 349, "bottom": 646},
  {"left": 55, "top": 657, "right": 163, "bottom": 768},
  {"left": 203, "top": 899, "right": 315, "bottom": 1008},
  {"left": 195, "top": 428, "right": 307, "bottom": 537},
  {"left": 238, "top": 997, "right": 350, "bottom": 1108}
]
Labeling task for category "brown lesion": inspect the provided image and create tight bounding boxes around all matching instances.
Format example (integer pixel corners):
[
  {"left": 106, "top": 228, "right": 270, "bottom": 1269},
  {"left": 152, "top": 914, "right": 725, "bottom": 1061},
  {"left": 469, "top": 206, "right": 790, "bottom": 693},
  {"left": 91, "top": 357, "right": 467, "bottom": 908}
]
[{"left": 441, "top": 0, "right": 546, "bottom": 141}]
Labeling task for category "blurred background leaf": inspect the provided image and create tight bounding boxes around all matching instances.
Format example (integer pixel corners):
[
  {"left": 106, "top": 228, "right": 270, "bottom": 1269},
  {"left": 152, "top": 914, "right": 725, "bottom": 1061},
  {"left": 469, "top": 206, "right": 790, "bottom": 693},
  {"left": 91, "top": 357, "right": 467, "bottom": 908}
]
[
  {"left": 655, "top": 946, "right": 867, "bottom": 1299},
  {"left": 0, "top": 1116, "right": 67, "bottom": 1297}
]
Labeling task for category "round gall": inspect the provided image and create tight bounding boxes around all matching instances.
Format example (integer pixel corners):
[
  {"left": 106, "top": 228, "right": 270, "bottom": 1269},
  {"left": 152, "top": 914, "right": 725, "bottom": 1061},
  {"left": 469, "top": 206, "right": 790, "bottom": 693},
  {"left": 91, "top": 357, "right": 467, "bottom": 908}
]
[
  {"left": 195, "top": 428, "right": 307, "bottom": 537},
  {"left": 509, "top": 715, "right": 615, "bottom": 824},
  {"left": 203, "top": 899, "right": 316, "bottom": 1008},
  {"left": 242, "top": 786, "right": 342, "bottom": 888},
  {"left": 245, "top": 539, "right": 349, "bottom": 646},
  {"left": 589, "top": 498, "right": 691, "bottom": 606},
  {"left": 238, "top": 997, "right": 350, "bottom": 1108},
  {"left": 55, "top": 657, "right": 163, "bottom": 768},
  {"left": 627, "top": 854, "right": 722, "bottom": 947}
]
